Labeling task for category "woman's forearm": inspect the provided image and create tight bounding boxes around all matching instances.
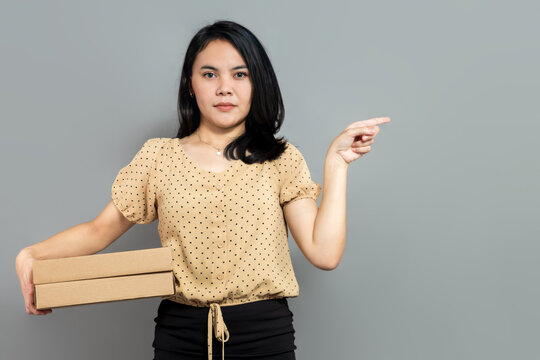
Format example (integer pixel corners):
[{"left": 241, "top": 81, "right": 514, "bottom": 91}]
[
  {"left": 312, "top": 155, "right": 348, "bottom": 269},
  {"left": 19, "top": 222, "right": 104, "bottom": 261}
]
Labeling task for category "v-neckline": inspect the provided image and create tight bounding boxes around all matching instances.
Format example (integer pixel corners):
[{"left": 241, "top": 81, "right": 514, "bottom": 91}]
[{"left": 176, "top": 138, "right": 243, "bottom": 176}]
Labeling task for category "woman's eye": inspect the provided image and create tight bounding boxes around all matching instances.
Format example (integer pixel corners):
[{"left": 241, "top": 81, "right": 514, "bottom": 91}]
[{"left": 203, "top": 72, "right": 248, "bottom": 79}]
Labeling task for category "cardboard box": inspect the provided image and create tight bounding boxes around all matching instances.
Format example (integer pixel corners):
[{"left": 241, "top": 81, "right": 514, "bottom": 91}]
[{"left": 34, "top": 247, "right": 175, "bottom": 309}]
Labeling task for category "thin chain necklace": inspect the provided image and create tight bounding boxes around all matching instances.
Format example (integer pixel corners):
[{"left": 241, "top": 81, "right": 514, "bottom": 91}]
[{"left": 195, "top": 131, "right": 230, "bottom": 156}]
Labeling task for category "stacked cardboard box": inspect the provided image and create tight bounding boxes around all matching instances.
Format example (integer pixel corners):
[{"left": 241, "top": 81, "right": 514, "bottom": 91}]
[{"left": 33, "top": 247, "right": 175, "bottom": 309}]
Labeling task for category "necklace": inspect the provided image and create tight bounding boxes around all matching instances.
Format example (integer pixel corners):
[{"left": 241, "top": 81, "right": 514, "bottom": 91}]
[{"left": 195, "top": 132, "right": 227, "bottom": 156}]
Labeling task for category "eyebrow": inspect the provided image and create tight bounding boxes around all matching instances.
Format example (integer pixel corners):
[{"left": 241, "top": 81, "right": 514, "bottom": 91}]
[{"left": 200, "top": 65, "right": 248, "bottom": 71}]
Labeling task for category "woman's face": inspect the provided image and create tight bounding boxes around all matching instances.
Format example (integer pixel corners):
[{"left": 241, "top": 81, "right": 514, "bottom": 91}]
[{"left": 190, "top": 39, "right": 252, "bottom": 132}]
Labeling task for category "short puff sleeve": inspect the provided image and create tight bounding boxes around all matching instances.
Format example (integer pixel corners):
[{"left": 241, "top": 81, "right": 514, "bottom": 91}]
[
  {"left": 279, "top": 143, "right": 322, "bottom": 207},
  {"left": 111, "top": 137, "right": 169, "bottom": 224}
]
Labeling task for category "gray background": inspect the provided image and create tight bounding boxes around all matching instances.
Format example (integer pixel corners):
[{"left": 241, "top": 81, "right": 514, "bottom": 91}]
[{"left": 1, "top": 0, "right": 538, "bottom": 359}]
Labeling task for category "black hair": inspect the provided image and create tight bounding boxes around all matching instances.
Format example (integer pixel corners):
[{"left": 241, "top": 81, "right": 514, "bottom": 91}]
[{"left": 176, "top": 20, "right": 287, "bottom": 164}]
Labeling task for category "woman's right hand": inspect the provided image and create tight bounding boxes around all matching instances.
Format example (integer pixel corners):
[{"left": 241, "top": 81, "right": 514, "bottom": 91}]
[{"left": 15, "top": 249, "right": 53, "bottom": 315}]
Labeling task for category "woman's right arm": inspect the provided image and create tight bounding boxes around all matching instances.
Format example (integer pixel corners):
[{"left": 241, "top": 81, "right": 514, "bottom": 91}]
[{"left": 15, "top": 200, "right": 135, "bottom": 315}]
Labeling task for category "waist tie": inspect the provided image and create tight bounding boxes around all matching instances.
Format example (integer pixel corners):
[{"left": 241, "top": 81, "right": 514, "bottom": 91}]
[{"left": 208, "top": 303, "right": 230, "bottom": 360}]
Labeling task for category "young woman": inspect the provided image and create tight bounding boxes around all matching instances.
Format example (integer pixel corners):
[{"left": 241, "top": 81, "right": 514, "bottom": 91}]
[{"left": 16, "top": 20, "right": 390, "bottom": 359}]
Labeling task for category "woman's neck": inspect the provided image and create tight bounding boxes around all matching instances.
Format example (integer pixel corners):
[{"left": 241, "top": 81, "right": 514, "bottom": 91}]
[{"left": 194, "top": 123, "right": 244, "bottom": 148}]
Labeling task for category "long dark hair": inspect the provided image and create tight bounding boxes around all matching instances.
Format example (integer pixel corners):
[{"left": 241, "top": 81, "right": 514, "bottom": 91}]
[{"left": 176, "top": 20, "right": 287, "bottom": 164}]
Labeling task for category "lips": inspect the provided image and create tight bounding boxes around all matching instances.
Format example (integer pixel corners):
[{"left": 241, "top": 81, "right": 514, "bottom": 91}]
[{"left": 215, "top": 103, "right": 236, "bottom": 111}]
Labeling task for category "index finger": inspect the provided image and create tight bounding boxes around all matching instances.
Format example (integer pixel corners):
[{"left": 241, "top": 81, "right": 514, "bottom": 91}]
[{"left": 346, "top": 117, "right": 391, "bottom": 129}]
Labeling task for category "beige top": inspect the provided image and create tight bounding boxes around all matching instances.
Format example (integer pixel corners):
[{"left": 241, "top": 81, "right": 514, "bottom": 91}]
[{"left": 111, "top": 137, "right": 321, "bottom": 359}]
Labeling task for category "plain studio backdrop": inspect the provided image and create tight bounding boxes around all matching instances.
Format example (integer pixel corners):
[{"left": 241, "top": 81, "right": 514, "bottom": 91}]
[{"left": 1, "top": 1, "right": 538, "bottom": 359}]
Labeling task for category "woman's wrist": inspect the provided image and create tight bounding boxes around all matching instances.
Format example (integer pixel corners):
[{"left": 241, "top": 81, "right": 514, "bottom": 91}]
[{"left": 16, "top": 247, "right": 35, "bottom": 266}]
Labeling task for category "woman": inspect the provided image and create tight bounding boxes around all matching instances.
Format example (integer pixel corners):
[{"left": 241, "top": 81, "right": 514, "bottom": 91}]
[{"left": 15, "top": 20, "right": 390, "bottom": 359}]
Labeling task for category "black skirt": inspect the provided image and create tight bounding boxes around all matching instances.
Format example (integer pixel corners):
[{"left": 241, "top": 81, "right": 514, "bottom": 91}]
[{"left": 152, "top": 298, "right": 297, "bottom": 360}]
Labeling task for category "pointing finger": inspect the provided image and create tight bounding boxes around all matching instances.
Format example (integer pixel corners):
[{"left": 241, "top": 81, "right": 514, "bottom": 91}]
[{"left": 346, "top": 117, "right": 391, "bottom": 129}]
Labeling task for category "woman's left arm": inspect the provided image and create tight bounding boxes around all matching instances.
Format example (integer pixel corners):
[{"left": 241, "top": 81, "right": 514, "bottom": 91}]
[{"left": 284, "top": 117, "right": 391, "bottom": 270}]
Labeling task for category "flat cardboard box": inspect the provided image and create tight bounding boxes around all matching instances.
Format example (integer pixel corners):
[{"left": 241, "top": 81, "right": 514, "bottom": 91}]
[
  {"left": 34, "top": 247, "right": 175, "bottom": 310},
  {"left": 33, "top": 247, "right": 173, "bottom": 284},
  {"left": 35, "top": 272, "right": 175, "bottom": 309}
]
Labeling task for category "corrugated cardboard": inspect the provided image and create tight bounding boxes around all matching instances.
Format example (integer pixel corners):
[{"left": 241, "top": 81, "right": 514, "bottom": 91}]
[
  {"left": 35, "top": 272, "right": 175, "bottom": 309},
  {"left": 33, "top": 247, "right": 173, "bottom": 284},
  {"left": 33, "top": 247, "right": 175, "bottom": 310}
]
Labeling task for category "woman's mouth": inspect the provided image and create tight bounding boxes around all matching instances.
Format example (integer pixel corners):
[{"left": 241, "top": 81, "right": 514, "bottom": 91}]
[{"left": 215, "top": 105, "right": 236, "bottom": 111}]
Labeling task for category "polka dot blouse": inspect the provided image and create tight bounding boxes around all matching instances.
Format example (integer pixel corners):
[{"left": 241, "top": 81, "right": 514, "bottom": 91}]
[{"left": 111, "top": 137, "right": 321, "bottom": 358}]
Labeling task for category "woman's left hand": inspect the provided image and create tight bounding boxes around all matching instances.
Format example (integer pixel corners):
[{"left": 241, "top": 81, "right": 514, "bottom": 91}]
[{"left": 328, "top": 117, "right": 391, "bottom": 165}]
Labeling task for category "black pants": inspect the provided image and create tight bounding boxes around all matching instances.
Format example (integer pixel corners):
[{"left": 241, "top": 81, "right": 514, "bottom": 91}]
[{"left": 152, "top": 298, "right": 297, "bottom": 359}]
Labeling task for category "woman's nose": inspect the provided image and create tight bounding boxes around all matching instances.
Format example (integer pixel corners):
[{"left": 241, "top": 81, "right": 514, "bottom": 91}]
[{"left": 216, "top": 78, "right": 233, "bottom": 95}]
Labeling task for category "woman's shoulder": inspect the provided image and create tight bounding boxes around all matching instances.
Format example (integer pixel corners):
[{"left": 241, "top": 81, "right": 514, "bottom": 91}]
[
  {"left": 139, "top": 137, "right": 177, "bottom": 155},
  {"left": 133, "top": 138, "right": 177, "bottom": 169},
  {"left": 270, "top": 140, "right": 309, "bottom": 180},
  {"left": 274, "top": 140, "right": 306, "bottom": 165},
  {"left": 142, "top": 137, "right": 175, "bottom": 148}
]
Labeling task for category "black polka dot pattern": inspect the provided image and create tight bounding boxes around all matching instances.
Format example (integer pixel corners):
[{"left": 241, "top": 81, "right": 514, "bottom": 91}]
[{"left": 111, "top": 137, "right": 322, "bottom": 308}]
